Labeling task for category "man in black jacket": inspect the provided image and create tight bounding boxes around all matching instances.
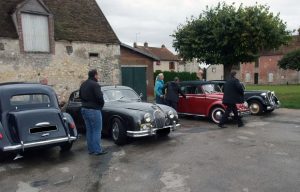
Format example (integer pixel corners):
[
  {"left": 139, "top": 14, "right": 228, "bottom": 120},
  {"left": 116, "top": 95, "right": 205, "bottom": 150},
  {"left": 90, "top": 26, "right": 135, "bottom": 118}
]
[
  {"left": 218, "top": 71, "right": 244, "bottom": 128},
  {"left": 163, "top": 77, "right": 186, "bottom": 111},
  {"left": 79, "top": 69, "right": 107, "bottom": 155}
]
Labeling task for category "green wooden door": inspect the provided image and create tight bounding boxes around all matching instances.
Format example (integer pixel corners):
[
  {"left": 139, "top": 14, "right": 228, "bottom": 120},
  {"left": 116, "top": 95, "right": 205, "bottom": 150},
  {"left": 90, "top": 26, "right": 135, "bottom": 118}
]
[{"left": 122, "top": 67, "right": 147, "bottom": 101}]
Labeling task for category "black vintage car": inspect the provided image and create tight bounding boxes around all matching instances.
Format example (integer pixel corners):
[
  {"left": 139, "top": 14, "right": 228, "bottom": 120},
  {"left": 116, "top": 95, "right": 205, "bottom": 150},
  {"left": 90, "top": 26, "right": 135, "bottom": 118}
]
[
  {"left": 64, "top": 85, "right": 180, "bottom": 145},
  {"left": 209, "top": 80, "right": 280, "bottom": 115},
  {"left": 0, "top": 82, "right": 77, "bottom": 160}
]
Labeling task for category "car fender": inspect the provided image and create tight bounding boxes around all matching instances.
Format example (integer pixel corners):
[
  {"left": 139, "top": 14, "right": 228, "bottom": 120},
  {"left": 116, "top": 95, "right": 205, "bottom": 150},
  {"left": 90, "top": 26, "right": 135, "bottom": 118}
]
[
  {"left": 0, "top": 122, "right": 11, "bottom": 151},
  {"left": 62, "top": 112, "right": 78, "bottom": 137},
  {"left": 206, "top": 100, "right": 225, "bottom": 116},
  {"left": 246, "top": 96, "right": 266, "bottom": 106}
]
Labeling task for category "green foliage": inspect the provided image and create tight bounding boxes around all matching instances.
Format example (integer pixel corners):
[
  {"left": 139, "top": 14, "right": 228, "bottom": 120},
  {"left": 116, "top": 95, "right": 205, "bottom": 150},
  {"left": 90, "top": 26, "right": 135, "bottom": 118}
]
[
  {"left": 172, "top": 2, "right": 291, "bottom": 78},
  {"left": 278, "top": 49, "right": 300, "bottom": 71},
  {"left": 246, "top": 85, "right": 300, "bottom": 109},
  {"left": 154, "top": 70, "right": 198, "bottom": 83}
]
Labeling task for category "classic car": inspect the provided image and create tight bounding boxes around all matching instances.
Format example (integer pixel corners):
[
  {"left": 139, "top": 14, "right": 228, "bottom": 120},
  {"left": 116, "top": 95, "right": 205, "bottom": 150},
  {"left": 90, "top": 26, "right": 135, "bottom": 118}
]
[
  {"left": 0, "top": 82, "right": 77, "bottom": 160},
  {"left": 64, "top": 85, "right": 180, "bottom": 145},
  {"left": 209, "top": 80, "right": 280, "bottom": 115},
  {"left": 177, "top": 81, "right": 250, "bottom": 124}
]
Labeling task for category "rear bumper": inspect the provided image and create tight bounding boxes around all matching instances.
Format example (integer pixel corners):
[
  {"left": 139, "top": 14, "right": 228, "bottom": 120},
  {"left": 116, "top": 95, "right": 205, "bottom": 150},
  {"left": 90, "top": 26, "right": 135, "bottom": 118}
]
[
  {"left": 2, "top": 136, "right": 77, "bottom": 152},
  {"left": 127, "top": 123, "right": 180, "bottom": 137}
]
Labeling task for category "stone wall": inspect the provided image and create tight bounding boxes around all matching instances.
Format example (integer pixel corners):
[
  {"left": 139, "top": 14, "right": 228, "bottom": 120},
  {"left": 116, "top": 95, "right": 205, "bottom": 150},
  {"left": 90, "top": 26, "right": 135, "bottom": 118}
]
[{"left": 0, "top": 38, "right": 120, "bottom": 102}]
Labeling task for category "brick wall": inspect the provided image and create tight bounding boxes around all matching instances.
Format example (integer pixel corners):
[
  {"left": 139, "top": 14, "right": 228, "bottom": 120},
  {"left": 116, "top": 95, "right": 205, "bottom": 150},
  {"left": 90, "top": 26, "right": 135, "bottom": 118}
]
[{"left": 0, "top": 38, "right": 120, "bottom": 102}]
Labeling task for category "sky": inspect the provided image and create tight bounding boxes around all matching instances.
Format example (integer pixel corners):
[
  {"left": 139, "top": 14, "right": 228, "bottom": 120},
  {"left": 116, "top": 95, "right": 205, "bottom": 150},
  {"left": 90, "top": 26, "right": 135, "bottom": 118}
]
[{"left": 96, "top": 0, "right": 300, "bottom": 53}]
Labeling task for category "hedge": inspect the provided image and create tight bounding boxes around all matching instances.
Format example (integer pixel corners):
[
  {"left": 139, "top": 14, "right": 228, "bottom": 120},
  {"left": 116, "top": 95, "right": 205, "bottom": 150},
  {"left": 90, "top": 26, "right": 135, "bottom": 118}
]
[{"left": 154, "top": 70, "right": 198, "bottom": 83}]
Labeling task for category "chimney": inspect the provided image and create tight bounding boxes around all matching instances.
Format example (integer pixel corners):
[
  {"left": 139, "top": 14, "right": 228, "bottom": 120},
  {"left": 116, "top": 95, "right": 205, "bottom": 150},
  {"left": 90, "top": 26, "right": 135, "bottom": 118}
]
[
  {"left": 133, "top": 42, "right": 137, "bottom": 48},
  {"left": 144, "top": 42, "right": 148, "bottom": 47},
  {"left": 161, "top": 44, "right": 166, "bottom": 48}
]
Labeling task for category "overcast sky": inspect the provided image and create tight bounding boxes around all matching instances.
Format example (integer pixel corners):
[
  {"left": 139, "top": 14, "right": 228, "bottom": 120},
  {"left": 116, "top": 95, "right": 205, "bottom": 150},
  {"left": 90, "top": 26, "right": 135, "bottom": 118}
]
[{"left": 96, "top": 0, "right": 299, "bottom": 53}]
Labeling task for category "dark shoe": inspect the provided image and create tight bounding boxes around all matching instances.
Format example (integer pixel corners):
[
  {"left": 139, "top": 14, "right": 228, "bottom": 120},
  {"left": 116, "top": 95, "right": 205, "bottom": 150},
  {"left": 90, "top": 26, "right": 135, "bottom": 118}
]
[
  {"left": 94, "top": 150, "right": 108, "bottom": 156},
  {"left": 238, "top": 123, "right": 244, "bottom": 127},
  {"left": 218, "top": 124, "right": 227, "bottom": 129}
]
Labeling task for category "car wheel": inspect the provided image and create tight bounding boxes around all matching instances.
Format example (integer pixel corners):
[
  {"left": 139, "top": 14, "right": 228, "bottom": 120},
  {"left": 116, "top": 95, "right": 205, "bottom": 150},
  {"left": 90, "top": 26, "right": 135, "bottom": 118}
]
[
  {"left": 156, "top": 128, "right": 170, "bottom": 137},
  {"left": 210, "top": 107, "right": 225, "bottom": 124},
  {"left": 111, "top": 118, "right": 127, "bottom": 145},
  {"left": 249, "top": 101, "right": 263, "bottom": 115},
  {"left": 60, "top": 142, "right": 73, "bottom": 152}
]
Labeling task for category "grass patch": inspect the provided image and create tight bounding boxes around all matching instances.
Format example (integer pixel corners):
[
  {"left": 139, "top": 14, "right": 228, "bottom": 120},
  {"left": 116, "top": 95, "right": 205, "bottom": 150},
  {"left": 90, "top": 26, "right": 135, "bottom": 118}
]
[{"left": 245, "top": 85, "right": 300, "bottom": 109}]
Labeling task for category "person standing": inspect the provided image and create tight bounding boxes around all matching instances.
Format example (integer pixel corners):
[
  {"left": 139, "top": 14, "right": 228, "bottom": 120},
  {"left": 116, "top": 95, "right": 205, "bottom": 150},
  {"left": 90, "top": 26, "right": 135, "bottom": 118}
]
[
  {"left": 79, "top": 69, "right": 107, "bottom": 155},
  {"left": 163, "top": 77, "right": 186, "bottom": 111},
  {"left": 154, "top": 73, "right": 165, "bottom": 104},
  {"left": 218, "top": 71, "right": 244, "bottom": 128}
]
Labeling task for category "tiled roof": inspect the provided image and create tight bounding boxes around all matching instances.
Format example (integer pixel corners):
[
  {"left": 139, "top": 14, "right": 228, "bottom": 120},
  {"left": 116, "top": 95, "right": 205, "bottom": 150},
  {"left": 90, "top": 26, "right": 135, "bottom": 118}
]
[
  {"left": 121, "top": 43, "right": 159, "bottom": 60},
  {"left": 0, "top": 0, "right": 120, "bottom": 44},
  {"left": 136, "top": 44, "right": 179, "bottom": 61},
  {"left": 260, "top": 35, "right": 300, "bottom": 56}
]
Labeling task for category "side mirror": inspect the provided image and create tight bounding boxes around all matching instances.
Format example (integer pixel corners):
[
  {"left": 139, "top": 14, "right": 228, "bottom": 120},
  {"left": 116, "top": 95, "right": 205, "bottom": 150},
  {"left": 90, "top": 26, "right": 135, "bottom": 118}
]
[{"left": 139, "top": 93, "right": 143, "bottom": 98}]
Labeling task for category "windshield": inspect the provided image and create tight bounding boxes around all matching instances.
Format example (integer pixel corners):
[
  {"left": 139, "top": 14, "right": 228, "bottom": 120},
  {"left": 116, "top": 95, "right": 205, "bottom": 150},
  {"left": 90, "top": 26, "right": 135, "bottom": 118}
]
[
  {"left": 202, "top": 84, "right": 222, "bottom": 94},
  {"left": 103, "top": 89, "right": 140, "bottom": 102}
]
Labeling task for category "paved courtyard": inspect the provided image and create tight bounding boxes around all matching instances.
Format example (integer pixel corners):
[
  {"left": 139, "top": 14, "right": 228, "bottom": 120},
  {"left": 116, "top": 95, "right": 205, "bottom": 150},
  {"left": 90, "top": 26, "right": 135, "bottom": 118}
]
[{"left": 1, "top": 108, "right": 300, "bottom": 192}]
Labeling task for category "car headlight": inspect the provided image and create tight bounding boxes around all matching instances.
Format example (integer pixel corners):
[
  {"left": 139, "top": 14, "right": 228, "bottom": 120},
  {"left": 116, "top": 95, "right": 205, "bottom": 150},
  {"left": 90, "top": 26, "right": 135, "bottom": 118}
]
[
  {"left": 144, "top": 113, "right": 152, "bottom": 123},
  {"left": 168, "top": 110, "right": 175, "bottom": 119},
  {"left": 261, "top": 92, "right": 267, "bottom": 97}
]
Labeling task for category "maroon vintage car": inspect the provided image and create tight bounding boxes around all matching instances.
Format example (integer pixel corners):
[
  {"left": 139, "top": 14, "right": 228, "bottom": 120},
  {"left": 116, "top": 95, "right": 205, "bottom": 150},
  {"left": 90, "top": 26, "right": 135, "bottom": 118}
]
[{"left": 177, "top": 81, "right": 250, "bottom": 124}]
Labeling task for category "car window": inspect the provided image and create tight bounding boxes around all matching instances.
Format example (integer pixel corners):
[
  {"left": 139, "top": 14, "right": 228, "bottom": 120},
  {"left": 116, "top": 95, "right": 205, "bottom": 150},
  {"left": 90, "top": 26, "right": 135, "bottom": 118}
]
[
  {"left": 10, "top": 94, "right": 50, "bottom": 105},
  {"left": 202, "top": 84, "right": 222, "bottom": 94},
  {"left": 103, "top": 89, "right": 139, "bottom": 101},
  {"left": 195, "top": 85, "right": 204, "bottom": 94},
  {"left": 180, "top": 85, "right": 197, "bottom": 94}
]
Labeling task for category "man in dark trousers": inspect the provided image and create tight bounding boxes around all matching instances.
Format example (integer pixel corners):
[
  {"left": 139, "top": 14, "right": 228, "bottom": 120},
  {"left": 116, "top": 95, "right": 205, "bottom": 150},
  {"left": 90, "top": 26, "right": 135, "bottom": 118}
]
[
  {"left": 163, "top": 77, "right": 186, "bottom": 111},
  {"left": 79, "top": 69, "right": 107, "bottom": 155},
  {"left": 218, "top": 71, "right": 244, "bottom": 128}
]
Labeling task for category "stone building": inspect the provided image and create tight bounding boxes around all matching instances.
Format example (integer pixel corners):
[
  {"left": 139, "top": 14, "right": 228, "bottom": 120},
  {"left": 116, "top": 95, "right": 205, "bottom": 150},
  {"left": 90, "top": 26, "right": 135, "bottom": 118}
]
[{"left": 0, "top": 0, "right": 120, "bottom": 102}]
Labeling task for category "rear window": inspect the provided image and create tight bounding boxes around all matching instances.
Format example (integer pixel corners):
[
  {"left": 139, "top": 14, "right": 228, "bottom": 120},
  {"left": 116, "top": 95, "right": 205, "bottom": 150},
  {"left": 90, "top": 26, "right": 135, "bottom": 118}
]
[{"left": 10, "top": 94, "right": 50, "bottom": 106}]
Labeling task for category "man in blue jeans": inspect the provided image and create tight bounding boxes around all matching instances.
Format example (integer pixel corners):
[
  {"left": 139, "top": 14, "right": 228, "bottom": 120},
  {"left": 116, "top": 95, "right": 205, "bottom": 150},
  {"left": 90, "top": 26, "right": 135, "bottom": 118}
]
[{"left": 79, "top": 69, "right": 107, "bottom": 155}]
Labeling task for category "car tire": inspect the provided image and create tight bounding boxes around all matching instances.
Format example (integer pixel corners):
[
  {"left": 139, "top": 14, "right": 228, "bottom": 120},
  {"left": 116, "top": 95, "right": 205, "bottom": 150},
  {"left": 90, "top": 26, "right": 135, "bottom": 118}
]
[
  {"left": 210, "top": 107, "right": 225, "bottom": 124},
  {"left": 111, "top": 118, "right": 127, "bottom": 145},
  {"left": 249, "top": 101, "right": 263, "bottom": 115},
  {"left": 156, "top": 128, "right": 170, "bottom": 137},
  {"left": 60, "top": 142, "right": 73, "bottom": 152}
]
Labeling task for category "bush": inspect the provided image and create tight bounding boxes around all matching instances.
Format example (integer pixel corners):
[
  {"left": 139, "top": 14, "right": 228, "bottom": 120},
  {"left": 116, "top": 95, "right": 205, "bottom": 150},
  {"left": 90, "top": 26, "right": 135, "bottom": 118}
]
[{"left": 154, "top": 70, "right": 198, "bottom": 83}]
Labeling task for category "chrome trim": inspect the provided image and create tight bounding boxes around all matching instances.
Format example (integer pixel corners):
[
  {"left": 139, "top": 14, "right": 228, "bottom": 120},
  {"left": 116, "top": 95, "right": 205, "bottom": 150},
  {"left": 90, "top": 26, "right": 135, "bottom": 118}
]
[
  {"left": 127, "top": 124, "right": 180, "bottom": 137},
  {"left": 35, "top": 122, "right": 50, "bottom": 126},
  {"left": 178, "top": 112, "right": 205, "bottom": 117},
  {"left": 2, "top": 137, "right": 77, "bottom": 152}
]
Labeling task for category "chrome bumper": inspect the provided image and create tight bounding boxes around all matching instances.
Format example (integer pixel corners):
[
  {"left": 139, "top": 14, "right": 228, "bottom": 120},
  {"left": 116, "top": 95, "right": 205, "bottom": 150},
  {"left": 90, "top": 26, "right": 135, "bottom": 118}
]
[
  {"left": 127, "top": 124, "right": 180, "bottom": 137},
  {"left": 2, "top": 136, "right": 77, "bottom": 152}
]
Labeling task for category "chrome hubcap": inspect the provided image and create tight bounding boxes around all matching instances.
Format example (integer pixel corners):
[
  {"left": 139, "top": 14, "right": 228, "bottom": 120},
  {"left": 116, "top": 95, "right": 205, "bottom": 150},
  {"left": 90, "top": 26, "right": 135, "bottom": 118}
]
[
  {"left": 250, "top": 103, "right": 259, "bottom": 113},
  {"left": 112, "top": 122, "right": 119, "bottom": 140}
]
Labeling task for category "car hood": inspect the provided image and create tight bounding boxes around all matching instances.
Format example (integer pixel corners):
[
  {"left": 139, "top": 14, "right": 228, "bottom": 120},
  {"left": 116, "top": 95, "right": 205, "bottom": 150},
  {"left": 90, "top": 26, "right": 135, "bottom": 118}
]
[{"left": 106, "top": 101, "right": 165, "bottom": 112}]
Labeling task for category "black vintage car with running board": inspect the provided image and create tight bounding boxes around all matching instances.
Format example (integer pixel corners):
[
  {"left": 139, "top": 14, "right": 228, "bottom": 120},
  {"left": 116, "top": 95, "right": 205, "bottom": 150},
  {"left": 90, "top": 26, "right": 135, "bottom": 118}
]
[{"left": 0, "top": 82, "right": 77, "bottom": 160}]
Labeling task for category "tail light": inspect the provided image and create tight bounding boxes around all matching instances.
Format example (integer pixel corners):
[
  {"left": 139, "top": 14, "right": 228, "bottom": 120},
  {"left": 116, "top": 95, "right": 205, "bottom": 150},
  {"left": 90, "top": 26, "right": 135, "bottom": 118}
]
[
  {"left": 69, "top": 122, "right": 76, "bottom": 129},
  {"left": 0, "top": 133, "right": 3, "bottom": 140}
]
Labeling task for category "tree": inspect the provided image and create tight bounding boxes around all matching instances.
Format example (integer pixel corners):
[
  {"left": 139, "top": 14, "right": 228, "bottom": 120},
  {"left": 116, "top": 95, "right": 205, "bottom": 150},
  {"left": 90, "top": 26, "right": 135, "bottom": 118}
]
[
  {"left": 278, "top": 49, "right": 300, "bottom": 71},
  {"left": 172, "top": 2, "right": 291, "bottom": 79}
]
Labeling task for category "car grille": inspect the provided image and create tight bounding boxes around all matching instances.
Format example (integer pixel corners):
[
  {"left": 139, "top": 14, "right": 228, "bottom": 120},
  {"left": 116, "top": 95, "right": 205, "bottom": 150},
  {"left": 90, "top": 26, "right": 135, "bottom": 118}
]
[
  {"left": 267, "top": 92, "right": 274, "bottom": 104},
  {"left": 153, "top": 110, "right": 166, "bottom": 128}
]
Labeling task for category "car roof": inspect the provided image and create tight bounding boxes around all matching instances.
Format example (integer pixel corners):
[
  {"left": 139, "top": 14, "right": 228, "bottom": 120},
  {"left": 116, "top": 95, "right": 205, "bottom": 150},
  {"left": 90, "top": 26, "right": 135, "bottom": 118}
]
[
  {"left": 179, "top": 80, "right": 217, "bottom": 86},
  {"left": 0, "top": 82, "right": 56, "bottom": 96},
  {"left": 101, "top": 85, "right": 133, "bottom": 91}
]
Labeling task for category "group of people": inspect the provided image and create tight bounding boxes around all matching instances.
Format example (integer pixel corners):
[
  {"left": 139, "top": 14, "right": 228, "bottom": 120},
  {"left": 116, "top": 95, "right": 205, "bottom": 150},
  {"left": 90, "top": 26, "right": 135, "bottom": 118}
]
[
  {"left": 79, "top": 69, "right": 244, "bottom": 156},
  {"left": 154, "top": 73, "right": 186, "bottom": 111},
  {"left": 155, "top": 71, "right": 245, "bottom": 128}
]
